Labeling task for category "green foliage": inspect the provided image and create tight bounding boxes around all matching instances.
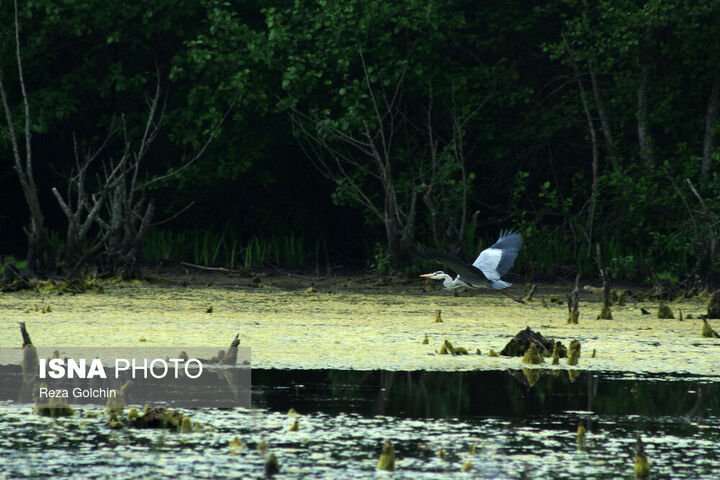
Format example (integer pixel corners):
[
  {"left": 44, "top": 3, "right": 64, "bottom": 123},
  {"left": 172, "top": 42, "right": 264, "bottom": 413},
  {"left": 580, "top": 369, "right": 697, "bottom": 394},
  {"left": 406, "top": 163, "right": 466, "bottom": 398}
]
[
  {"left": 142, "top": 229, "right": 318, "bottom": 270},
  {"left": 371, "top": 243, "right": 391, "bottom": 275}
]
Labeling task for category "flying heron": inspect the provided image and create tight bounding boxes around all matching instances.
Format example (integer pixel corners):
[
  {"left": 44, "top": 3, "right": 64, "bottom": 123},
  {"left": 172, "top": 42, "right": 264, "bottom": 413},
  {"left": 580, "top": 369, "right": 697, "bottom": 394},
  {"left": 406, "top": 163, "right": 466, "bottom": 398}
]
[{"left": 418, "top": 230, "right": 526, "bottom": 304}]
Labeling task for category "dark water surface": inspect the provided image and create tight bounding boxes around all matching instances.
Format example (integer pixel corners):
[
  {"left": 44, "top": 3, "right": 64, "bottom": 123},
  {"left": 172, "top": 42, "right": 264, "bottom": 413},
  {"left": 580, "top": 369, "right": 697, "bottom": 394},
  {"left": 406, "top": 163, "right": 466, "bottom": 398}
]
[{"left": 1, "top": 369, "right": 719, "bottom": 479}]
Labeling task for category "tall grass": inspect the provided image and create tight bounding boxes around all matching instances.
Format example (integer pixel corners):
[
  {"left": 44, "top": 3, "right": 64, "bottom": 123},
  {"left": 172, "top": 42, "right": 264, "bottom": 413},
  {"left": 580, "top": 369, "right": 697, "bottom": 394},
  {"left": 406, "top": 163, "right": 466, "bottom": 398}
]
[{"left": 142, "top": 229, "right": 319, "bottom": 270}]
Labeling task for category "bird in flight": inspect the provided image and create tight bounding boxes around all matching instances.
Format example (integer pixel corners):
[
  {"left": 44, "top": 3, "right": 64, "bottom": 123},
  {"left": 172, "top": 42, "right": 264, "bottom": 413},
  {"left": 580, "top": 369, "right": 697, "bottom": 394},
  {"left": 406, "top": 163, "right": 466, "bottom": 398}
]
[{"left": 418, "top": 230, "right": 526, "bottom": 304}]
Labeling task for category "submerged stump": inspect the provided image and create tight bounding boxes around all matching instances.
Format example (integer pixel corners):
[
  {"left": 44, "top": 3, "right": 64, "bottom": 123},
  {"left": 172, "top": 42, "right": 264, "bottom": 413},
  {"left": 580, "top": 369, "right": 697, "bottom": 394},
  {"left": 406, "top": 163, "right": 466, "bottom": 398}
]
[{"left": 500, "top": 327, "right": 566, "bottom": 358}]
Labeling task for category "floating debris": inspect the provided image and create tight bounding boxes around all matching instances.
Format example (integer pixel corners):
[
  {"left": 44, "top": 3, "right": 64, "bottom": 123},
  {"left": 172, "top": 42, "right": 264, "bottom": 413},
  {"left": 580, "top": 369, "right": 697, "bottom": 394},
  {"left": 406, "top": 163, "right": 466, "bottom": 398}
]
[
  {"left": 205, "top": 305, "right": 213, "bottom": 313},
  {"left": 488, "top": 350, "right": 500, "bottom": 357},
  {"left": 462, "top": 461, "right": 473, "bottom": 472},
  {"left": 634, "top": 435, "right": 650, "bottom": 478},
  {"left": 434, "top": 309, "right": 443, "bottom": 323},
  {"left": 567, "top": 340, "right": 581, "bottom": 366},
  {"left": 657, "top": 301, "right": 674, "bottom": 319},
  {"left": 377, "top": 441, "right": 395, "bottom": 471},
  {"left": 640, "top": 307, "right": 650, "bottom": 315},
  {"left": 522, "top": 343, "right": 544, "bottom": 365},
  {"left": 138, "top": 337, "right": 147, "bottom": 343},
  {"left": 422, "top": 334, "right": 429, "bottom": 344},
  {"left": 475, "top": 348, "right": 482, "bottom": 355}
]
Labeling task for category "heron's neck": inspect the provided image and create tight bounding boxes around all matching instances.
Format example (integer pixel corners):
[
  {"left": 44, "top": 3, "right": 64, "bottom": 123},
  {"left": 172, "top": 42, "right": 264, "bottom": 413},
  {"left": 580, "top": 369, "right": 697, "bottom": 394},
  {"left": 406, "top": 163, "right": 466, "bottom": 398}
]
[{"left": 443, "top": 274, "right": 463, "bottom": 290}]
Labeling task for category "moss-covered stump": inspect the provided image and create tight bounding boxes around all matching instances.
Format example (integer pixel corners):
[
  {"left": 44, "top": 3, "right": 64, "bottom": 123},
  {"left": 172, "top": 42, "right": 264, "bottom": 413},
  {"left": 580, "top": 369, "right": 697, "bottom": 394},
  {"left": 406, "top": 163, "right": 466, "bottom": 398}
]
[
  {"left": 657, "top": 301, "right": 674, "bottom": 319},
  {"left": 522, "top": 343, "right": 544, "bottom": 365},
  {"left": 500, "top": 327, "right": 566, "bottom": 358},
  {"left": 567, "top": 340, "right": 581, "bottom": 366},
  {"left": 597, "top": 304, "right": 612, "bottom": 320},
  {"left": 577, "top": 423, "right": 586, "bottom": 451},
  {"left": 377, "top": 441, "right": 395, "bottom": 471},
  {"left": 438, "top": 339, "right": 468, "bottom": 355},
  {"left": 702, "top": 319, "right": 720, "bottom": 338},
  {"left": 265, "top": 454, "right": 280, "bottom": 477},
  {"left": 634, "top": 435, "right": 651, "bottom": 478},
  {"left": 706, "top": 290, "right": 720, "bottom": 319},
  {"left": 551, "top": 341, "right": 562, "bottom": 365},
  {"left": 567, "top": 310, "right": 579, "bottom": 325},
  {"left": 34, "top": 396, "right": 75, "bottom": 417},
  {"left": 108, "top": 407, "right": 193, "bottom": 431}
]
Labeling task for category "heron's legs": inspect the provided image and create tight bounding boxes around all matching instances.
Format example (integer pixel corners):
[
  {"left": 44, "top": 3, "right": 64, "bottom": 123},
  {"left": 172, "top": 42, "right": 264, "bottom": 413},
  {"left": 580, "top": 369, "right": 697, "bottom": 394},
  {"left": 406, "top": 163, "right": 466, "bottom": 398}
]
[{"left": 498, "top": 288, "right": 527, "bottom": 305}]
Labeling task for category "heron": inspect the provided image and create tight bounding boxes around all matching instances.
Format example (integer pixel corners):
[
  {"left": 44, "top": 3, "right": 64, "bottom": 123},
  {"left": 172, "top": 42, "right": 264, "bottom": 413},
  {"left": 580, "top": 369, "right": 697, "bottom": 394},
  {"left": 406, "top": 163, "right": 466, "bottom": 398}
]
[{"left": 418, "top": 230, "right": 526, "bottom": 305}]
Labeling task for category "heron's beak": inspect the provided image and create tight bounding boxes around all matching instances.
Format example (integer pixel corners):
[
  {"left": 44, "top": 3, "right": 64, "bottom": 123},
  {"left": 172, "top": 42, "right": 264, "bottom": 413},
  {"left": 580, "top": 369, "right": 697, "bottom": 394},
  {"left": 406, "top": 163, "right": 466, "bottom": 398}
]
[{"left": 419, "top": 273, "right": 432, "bottom": 278}]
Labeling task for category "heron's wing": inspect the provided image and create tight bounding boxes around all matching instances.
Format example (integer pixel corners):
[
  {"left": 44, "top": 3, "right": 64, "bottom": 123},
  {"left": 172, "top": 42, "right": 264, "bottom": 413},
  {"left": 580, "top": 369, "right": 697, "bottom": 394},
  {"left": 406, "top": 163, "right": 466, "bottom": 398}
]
[
  {"left": 472, "top": 230, "right": 522, "bottom": 279},
  {"left": 416, "top": 245, "right": 487, "bottom": 284}
]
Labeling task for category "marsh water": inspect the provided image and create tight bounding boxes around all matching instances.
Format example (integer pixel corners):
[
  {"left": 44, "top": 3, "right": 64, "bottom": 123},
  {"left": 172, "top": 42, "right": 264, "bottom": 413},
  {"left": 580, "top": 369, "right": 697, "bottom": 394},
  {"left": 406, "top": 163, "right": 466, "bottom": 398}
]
[{"left": 1, "top": 278, "right": 719, "bottom": 478}]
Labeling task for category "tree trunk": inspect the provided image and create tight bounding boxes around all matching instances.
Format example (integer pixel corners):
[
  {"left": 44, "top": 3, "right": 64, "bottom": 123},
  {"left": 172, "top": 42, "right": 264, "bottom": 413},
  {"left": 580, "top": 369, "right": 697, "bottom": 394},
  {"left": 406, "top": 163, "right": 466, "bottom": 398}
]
[
  {"left": 588, "top": 61, "right": 619, "bottom": 171},
  {"left": 701, "top": 63, "right": 720, "bottom": 176},
  {"left": 563, "top": 33, "right": 599, "bottom": 250},
  {"left": 637, "top": 63, "right": 654, "bottom": 167}
]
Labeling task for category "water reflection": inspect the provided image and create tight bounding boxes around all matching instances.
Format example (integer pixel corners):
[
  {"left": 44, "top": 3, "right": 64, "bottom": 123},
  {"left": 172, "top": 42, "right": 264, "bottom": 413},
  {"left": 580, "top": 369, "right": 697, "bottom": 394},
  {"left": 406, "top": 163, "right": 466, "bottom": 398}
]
[{"left": 253, "top": 369, "right": 720, "bottom": 419}]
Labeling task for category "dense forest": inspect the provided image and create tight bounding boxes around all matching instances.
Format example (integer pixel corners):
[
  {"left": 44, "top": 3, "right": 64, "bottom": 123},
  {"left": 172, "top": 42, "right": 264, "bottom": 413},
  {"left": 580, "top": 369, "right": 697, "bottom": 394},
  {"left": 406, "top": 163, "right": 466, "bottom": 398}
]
[{"left": 1, "top": 0, "right": 720, "bottom": 286}]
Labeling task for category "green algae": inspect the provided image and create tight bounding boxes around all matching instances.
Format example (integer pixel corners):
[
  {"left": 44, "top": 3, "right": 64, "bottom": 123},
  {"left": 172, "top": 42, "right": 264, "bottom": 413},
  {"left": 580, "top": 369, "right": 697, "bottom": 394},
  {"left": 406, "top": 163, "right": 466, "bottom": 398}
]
[{"left": 0, "top": 282, "right": 716, "bottom": 376}]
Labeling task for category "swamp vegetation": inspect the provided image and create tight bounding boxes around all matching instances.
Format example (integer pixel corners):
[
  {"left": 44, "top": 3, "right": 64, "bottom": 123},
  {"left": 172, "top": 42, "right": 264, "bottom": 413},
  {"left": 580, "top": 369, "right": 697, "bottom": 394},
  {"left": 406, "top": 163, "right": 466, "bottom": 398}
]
[{"left": 1, "top": 277, "right": 719, "bottom": 478}]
